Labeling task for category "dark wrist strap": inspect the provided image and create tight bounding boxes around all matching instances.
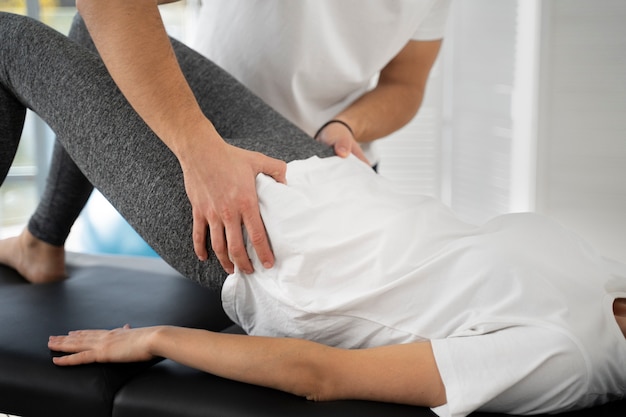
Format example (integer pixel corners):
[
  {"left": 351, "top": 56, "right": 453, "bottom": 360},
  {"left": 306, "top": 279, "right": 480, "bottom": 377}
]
[{"left": 314, "top": 119, "right": 354, "bottom": 140}]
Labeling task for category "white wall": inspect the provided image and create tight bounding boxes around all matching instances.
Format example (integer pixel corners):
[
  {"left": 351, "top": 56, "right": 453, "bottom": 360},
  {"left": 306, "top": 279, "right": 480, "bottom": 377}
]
[
  {"left": 376, "top": 53, "right": 444, "bottom": 198},
  {"left": 442, "top": 0, "right": 518, "bottom": 225},
  {"left": 535, "top": 0, "right": 626, "bottom": 263},
  {"left": 388, "top": 0, "right": 626, "bottom": 262}
]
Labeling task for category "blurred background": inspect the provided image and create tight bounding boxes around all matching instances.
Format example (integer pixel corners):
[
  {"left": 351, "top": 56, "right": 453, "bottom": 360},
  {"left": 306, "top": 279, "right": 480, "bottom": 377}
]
[{"left": 1, "top": 0, "right": 625, "bottom": 263}]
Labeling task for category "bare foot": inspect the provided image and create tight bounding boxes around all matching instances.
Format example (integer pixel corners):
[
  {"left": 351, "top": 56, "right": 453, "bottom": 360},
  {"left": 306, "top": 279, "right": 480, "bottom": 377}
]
[{"left": 0, "top": 229, "right": 67, "bottom": 284}]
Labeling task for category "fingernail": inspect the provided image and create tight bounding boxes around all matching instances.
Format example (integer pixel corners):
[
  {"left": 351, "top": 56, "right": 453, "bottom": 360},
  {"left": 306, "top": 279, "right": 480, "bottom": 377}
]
[{"left": 263, "top": 261, "right": 273, "bottom": 269}]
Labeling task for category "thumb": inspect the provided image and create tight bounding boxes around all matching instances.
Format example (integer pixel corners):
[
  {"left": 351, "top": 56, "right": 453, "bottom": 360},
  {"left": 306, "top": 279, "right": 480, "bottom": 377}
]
[
  {"left": 332, "top": 136, "right": 351, "bottom": 158},
  {"left": 259, "top": 155, "right": 288, "bottom": 185},
  {"left": 334, "top": 143, "right": 350, "bottom": 158}
]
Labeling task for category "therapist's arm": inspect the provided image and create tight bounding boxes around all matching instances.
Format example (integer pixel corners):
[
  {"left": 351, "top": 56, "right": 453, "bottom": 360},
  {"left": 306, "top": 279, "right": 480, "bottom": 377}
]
[
  {"left": 316, "top": 39, "right": 442, "bottom": 161},
  {"left": 75, "top": 0, "right": 285, "bottom": 275},
  {"left": 49, "top": 326, "right": 446, "bottom": 407}
]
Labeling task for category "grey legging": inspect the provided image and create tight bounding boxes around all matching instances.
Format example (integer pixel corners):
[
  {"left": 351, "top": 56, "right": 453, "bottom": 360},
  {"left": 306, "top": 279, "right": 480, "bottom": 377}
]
[{"left": 0, "top": 12, "right": 333, "bottom": 289}]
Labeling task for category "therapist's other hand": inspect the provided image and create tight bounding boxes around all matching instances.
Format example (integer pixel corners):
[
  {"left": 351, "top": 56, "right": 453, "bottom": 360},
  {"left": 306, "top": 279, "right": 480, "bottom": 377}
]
[
  {"left": 315, "top": 121, "right": 370, "bottom": 165},
  {"left": 48, "top": 325, "right": 155, "bottom": 366},
  {"left": 180, "top": 140, "right": 287, "bottom": 275}
]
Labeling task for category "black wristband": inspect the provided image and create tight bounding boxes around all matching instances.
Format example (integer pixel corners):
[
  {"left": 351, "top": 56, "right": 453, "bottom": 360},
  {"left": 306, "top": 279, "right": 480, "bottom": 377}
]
[{"left": 314, "top": 119, "right": 354, "bottom": 140}]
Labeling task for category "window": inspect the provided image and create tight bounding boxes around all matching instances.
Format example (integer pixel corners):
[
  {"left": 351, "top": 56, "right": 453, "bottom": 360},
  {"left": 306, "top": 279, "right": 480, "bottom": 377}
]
[{"left": 0, "top": 0, "right": 76, "bottom": 237}]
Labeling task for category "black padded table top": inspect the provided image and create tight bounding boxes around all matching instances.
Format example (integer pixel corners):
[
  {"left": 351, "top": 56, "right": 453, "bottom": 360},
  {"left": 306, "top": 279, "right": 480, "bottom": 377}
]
[{"left": 0, "top": 254, "right": 231, "bottom": 417}]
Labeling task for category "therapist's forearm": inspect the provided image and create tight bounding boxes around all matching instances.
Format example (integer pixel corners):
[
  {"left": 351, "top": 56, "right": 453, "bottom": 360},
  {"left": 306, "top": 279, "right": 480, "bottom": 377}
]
[
  {"left": 333, "top": 39, "right": 442, "bottom": 144},
  {"left": 76, "top": 0, "right": 222, "bottom": 158},
  {"left": 334, "top": 81, "right": 425, "bottom": 143}
]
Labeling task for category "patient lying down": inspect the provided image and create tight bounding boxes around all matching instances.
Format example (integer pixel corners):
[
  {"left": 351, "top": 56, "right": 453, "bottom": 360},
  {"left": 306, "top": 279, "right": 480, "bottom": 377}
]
[{"left": 48, "top": 156, "right": 626, "bottom": 417}]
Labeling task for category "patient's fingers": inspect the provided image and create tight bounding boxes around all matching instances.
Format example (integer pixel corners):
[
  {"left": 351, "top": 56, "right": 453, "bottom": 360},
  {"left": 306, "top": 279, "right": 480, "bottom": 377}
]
[
  {"left": 49, "top": 330, "right": 107, "bottom": 352},
  {"left": 52, "top": 350, "right": 97, "bottom": 366},
  {"left": 48, "top": 332, "right": 102, "bottom": 366},
  {"left": 48, "top": 326, "right": 155, "bottom": 365}
]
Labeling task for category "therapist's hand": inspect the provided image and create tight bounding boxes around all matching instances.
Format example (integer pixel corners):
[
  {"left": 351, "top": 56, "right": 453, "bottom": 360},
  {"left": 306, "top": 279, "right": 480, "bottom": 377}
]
[
  {"left": 180, "top": 140, "right": 286, "bottom": 275},
  {"left": 315, "top": 121, "right": 370, "bottom": 165}
]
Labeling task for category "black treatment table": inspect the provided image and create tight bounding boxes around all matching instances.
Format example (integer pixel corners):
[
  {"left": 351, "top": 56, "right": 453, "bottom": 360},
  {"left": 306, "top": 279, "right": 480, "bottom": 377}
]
[{"left": 1, "top": 253, "right": 624, "bottom": 417}]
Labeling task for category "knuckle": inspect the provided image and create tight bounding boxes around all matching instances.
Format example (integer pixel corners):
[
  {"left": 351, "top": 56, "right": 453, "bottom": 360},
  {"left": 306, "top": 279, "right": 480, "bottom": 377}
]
[
  {"left": 236, "top": 196, "right": 255, "bottom": 213},
  {"left": 212, "top": 239, "right": 226, "bottom": 255},
  {"left": 218, "top": 206, "right": 235, "bottom": 223},
  {"left": 248, "top": 229, "right": 266, "bottom": 246},
  {"left": 205, "top": 208, "right": 220, "bottom": 224},
  {"left": 192, "top": 227, "right": 204, "bottom": 242},
  {"left": 228, "top": 245, "right": 247, "bottom": 260}
]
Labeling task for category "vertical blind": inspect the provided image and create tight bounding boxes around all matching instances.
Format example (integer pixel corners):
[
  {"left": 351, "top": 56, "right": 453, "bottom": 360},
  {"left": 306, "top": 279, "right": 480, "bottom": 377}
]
[{"left": 378, "top": 0, "right": 626, "bottom": 263}]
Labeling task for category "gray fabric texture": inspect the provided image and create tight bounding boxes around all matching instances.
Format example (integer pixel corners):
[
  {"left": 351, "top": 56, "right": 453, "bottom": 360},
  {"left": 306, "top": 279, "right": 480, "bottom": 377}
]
[{"left": 27, "top": 15, "right": 96, "bottom": 246}]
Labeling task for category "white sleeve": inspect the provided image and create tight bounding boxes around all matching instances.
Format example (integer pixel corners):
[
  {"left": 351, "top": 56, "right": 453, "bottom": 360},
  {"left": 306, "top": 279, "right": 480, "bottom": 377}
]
[
  {"left": 430, "top": 326, "right": 589, "bottom": 417},
  {"left": 412, "top": 0, "right": 451, "bottom": 40}
]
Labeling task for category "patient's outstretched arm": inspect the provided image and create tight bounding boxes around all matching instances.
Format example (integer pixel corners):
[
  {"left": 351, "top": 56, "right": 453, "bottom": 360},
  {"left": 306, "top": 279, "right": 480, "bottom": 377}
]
[{"left": 48, "top": 325, "right": 446, "bottom": 407}]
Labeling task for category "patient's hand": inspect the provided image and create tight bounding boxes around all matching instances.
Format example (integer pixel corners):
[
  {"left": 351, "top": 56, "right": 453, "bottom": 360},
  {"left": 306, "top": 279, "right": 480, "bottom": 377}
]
[{"left": 48, "top": 325, "right": 157, "bottom": 366}]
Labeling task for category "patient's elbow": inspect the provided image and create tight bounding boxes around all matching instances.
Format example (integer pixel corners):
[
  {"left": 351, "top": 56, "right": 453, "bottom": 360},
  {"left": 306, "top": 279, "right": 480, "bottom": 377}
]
[
  {"left": 287, "top": 371, "right": 333, "bottom": 402},
  {"left": 281, "top": 356, "right": 339, "bottom": 402}
]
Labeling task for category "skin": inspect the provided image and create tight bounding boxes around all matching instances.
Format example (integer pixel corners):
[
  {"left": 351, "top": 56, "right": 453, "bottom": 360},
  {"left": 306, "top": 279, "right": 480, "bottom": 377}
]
[
  {"left": 330, "top": 39, "right": 443, "bottom": 146},
  {"left": 0, "top": 229, "right": 66, "bottom": 283},
  {"left": 48, "top": 325, "right": 447, "bottom": 407},
  {"left": 317, "top": 39, "right": 442, "bottom": 163},
  {"left": 0, "top": 0, "right": 442, "bottom": 283}
]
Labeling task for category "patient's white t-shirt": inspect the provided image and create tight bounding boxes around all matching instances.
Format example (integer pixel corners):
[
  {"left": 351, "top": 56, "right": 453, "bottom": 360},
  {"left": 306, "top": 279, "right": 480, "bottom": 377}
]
[
  {"left": 221, "top": 156, "right": 626, "bottom": 417},
  {"left": 192, "top": 0, "right": 450, "bottom": 161}
]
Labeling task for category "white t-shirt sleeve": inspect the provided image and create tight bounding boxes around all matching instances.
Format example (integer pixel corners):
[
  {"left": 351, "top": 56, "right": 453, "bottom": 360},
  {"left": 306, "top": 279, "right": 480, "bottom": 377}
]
[
  {"left": 412, "top": 0, "right": 451, "bottom": 40},
  {"left": 430, "top": 326, "right": 588, "bottom": 417}
]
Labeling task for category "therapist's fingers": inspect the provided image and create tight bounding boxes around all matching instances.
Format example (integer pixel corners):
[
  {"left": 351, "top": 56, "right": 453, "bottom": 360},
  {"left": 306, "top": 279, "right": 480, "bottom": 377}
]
[
  {"left": 192, "top": 208, "right": 210, "bottom": 262},
  {"left": 342, "top": 140, "right": 370, "bottom": 165},
  {"left": 241, "top": 152, "right": 286, "bottom": 270},
  {"left": 330, "top": 134, "right": 370, "bottom": 165},
  {"left": 187, "top": 144, "right": 283, "bottom": 275},
  {"left": 316, "top": 121, "right": 370, "bottom": 165},
  {"left": 208, "top": 216, "right": 234, "bottom": 274},
  {"left": 242, "top": 207, "right": 274, "bottom": 270}
]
